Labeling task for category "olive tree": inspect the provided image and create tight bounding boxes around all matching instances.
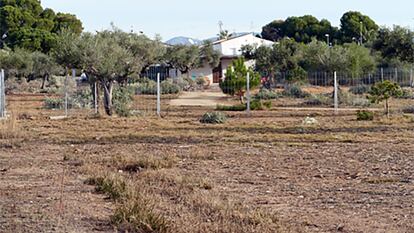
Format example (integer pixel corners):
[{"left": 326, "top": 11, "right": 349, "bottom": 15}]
[
  {"left": 54, "top": 30, "right": 144, "bottom": 116},
  {"left": 0, "top": 48, "right": 60, "bottom": 88}
]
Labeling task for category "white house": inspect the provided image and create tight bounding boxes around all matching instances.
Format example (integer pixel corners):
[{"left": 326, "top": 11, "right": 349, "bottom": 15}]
[{"left": 189, "top": 33, "right": 274, "bottom": 84}]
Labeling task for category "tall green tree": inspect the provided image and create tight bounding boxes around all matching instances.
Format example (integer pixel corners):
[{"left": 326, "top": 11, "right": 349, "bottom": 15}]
[
  {"left": 340, "top": 11, "right": 378, "bottom": 44},
  {"left": 373, "top": 26, "right": 414, "bottom": 64},
  {"left": 0, "top": 0, "right": 82, "bottom": 52},
  {"left": 261, "top": 15, "right": 338, "bottom": 43}
]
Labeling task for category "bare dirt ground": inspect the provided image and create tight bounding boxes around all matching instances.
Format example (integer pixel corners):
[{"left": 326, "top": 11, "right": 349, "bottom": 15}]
[
  {"left": 1, "top": 94, "right": 414, "bottom": 232},
  {"left": 169, "top": 91, "right": 227, "bottom": 107}
]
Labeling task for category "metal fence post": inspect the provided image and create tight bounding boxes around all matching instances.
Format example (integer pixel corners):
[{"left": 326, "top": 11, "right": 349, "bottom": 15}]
[
  {"left": 64, "top": 69, "right": 68, "bottom": 117},
  {"left": 410, "top": 68, "right": 413, "bottom": 87},
  {"left": 156, "top": 73, "right": 161, "bottom": 117},
  {"left": 94, "top": 81, "right": 98, "bottom": 114},
  {"left": 0, "top": 69, "right": 5, "bottom": 118},
  {"left": 334, "top": 71, "right": 338, "bottom": 115},
  {"left": 381, "top": 67, "right": 384, "bottom": 82},
  {"left": 246, "top": 72, "right": 250, "bottom": 116},
  {"left": 395, "top": 68, "right": 398, "bottom": 82}
]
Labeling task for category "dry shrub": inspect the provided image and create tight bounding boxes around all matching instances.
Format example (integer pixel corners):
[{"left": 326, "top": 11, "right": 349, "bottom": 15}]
[
  {"left": 0, "top": 111, "right": 25, "bottom": 147},
  {"left": 185, "top": 193, "right": 290, "bottom": 233},
  {"left": 85, "top": 173, "right": 127, "bottom": 200},
  {"left": 86, "top": 172, "right": 170, "bottom": 233},
  {"left": 112, "top": 193, "right": 170, "bottom": 233}
]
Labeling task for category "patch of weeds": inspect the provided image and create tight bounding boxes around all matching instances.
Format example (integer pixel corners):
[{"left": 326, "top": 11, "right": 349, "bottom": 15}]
[
  {"left": 282, "top": 84, "right": 310, "bottom": 98},
  {"left": 216, "top": 104, "right": 246, "bottom": 111},
  {"left": 200, "top": 112, "right": 227, "bottom": 124},
  {"left": 357, "top": 110, "right": 374, "bottom": 121},
  {"left": 121, "top": 155, "right": 177, "bottom": 173},
  {"left": 365, "top": 177, "right": 403, "bottom": 184},
  {"left": 254, "top": 89, "right": 280, "bottom": 100},
  {"left": 112, "top": 194, "right": 170, "bottom": 233},
  {"left": 86, "top": 174, "right": 127, "bottom": 200},
  {"left": 44, "top": 97, "right": 64, "bottom": 109}
]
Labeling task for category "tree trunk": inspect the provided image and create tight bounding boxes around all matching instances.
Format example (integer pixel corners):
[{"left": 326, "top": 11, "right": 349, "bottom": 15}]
[
  {"left": 385, "top": 99, "right": 389, "bottom": 118},
  {"left": 90, "top": 81, "right": 99, "bottom": 114},
  {"left": 41, "top": 74, "right": 49, "bottom": 89},
  {"left": 102, "top": 81, "right": 113, "bottom": 116}
]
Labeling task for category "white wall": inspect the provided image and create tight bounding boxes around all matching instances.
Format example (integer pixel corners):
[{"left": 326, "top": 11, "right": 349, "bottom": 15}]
[
  {"left": 190, "top": 62, "right": 213, "bottom": 84},
  {"left": 217, "top": 34, "right": 273, "bottom": 56}
]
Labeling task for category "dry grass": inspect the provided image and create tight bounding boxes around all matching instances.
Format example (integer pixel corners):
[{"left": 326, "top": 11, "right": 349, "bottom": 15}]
[{"left": 3, "top": 94, "right": 414, "bottom": 233}]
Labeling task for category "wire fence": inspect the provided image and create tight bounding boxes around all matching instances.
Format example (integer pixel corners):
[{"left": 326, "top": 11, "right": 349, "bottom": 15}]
[
  {"left": 0, "top": 69, "right": 5, "bottom": 118},
  {"left": 1, "top": 67, "right": 414, "bottom": 118}
]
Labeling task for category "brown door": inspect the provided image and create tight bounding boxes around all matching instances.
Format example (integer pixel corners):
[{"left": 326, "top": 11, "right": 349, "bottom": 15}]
[{"left": 213, "top": 63, "right": 222, "bottom": 83}]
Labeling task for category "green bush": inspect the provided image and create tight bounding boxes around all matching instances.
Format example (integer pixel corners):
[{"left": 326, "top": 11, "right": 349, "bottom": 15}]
[
  {"left": 349, "top": 85, "right": 371, "bottom": 95},
  {"left": 262, "top": 101, "right": 272, "bottom": 109},
  {"left": 282, "top": 85, "right": 309, "bottom": 98},
  {"left": 176, "top": 76, "right": 196, "bottom": 91},
  {"left": 136, "top": 78, "right": 181, "bottom": 95},
  {"left": 216, "top": 100, "right": 272, "bottom": 111},
  {"left": 87, "top": 174, "right": 127, "bottom": 200},
  {"left": 160, "top": 80, "right": 181, "bottom": 94},
  {"left": 216, "top": 104, "right": 246, "bottom": 111},
  {"left": 254, "top": 89, "right": 280, "bottom": 100},
  {"left": 113, "top": 86, "right": 134, "bottom": 117},
  {"left": 357, "top": 110, "right": 374, "bottom": 121},
  {"left": 250, "top": 99, "right": 272, "bottom": 110},
  {"left": 200, "top": 112, "right": 227, "bottom": 124},
  {"left": 44, "top": 97, "right": 64, "bottom": 109},
  {"left": 71, "top": 88, "right": 93, "bottom": 109}
]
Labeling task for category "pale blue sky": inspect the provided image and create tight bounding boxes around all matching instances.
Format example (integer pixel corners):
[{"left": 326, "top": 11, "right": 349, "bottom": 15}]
[{"left": 41, "top": 0, "right": 414, "bottom": 41}]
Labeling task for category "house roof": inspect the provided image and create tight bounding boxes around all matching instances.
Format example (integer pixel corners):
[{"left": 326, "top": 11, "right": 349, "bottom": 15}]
[
  {"left": 212, "top": 32, "right": 272, "bottom": 45},
  {"left": 212, "top": 33, "right": 252, "bottom": 45}
]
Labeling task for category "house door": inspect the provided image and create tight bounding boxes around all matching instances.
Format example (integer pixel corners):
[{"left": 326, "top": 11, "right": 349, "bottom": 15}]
[{"left": 213, "top": 64, "right": 222, "bottom": 83}]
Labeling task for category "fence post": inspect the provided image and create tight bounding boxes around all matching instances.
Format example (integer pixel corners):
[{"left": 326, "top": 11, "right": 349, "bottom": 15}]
[
  {"left": 395, "top": 68, "right": 398, "bottom": 82},
  {"left": 156, "top": 73, "right": 161, "bottom": 117},
  {"left": 381, "top": 67, "right": 384, "bottom": 82},
  {"left": 410, "top": 68, "right": 413, "bottom": 87},
  {"left": 246, "top": 72, "right": 251, "bottom": 116},
  {"left": 334, "top": 71, "right": 338, "bottom": 115},
  {"left": 0, "top": 69, "right": 5, "bottom": 118},
  {"left": 94, "top": 81, "right": 98, "bottom": 114},
  {"left": 64, "top": 69, "right": 68, "bottom": 117}
]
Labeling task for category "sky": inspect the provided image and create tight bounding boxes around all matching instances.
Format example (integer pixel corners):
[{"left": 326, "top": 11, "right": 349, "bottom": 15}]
[{"left": 41, "top": 0, "right": 414, "bottom": 41}]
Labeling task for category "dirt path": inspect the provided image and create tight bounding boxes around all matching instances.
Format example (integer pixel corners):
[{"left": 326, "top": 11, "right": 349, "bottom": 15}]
[{"left": 169, "top": 91, "right": 227, "bottom": 107}]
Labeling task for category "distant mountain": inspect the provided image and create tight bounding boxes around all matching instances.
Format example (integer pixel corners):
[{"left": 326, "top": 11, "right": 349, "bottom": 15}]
[{"left": 165, "top": 36, "right": 202, "bottom": 46}]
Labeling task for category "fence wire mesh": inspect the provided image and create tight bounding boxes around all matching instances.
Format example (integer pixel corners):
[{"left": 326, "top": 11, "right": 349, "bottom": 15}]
[{"left": 1, "top": 67, "right": 414, "bottom": 118}]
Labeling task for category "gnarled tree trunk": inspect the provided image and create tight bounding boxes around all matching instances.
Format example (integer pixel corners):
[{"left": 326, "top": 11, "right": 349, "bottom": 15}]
[
  {"left": 102, "top": 80, "right": 113, "bottom": 116},
  {"left": 41, "top": 74, "right": 49, "bottom": 89}
]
